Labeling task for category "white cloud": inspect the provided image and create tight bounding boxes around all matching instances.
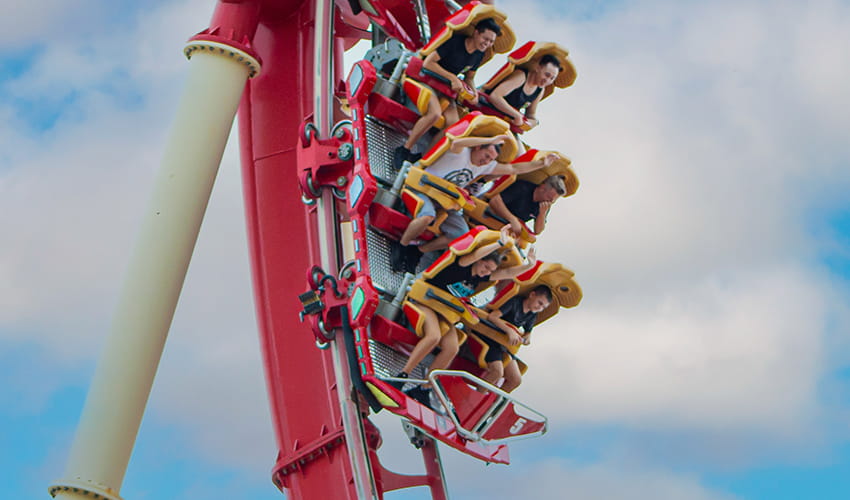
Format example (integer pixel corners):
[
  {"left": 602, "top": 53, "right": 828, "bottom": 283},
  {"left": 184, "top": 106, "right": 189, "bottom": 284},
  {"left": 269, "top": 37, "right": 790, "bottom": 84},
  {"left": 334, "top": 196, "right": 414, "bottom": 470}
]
[
  {"left": 521, "top": 265, "right": 827, "bottom": 433},
  {"left": 4, "top": 0, "right": 850, "bottom": 498},
  {"left": 369, "top": 412, "right": 739, "bottom": 500}
]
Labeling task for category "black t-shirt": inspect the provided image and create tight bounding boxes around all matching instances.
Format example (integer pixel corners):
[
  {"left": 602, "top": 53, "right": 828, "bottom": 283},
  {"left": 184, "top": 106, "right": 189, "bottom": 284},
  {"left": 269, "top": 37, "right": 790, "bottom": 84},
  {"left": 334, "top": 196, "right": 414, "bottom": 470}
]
[
  {"left": 500, "top": 180, "right": 540, "bottom": 222},
  {"left": 435, "top": 33, "right": 485, "bottom": 76},
  {"left": 427, "top": 260, "right": 487, "bottom": 297},
  {"left": 503, "top": 70, "right": 543, "bottom": 111},
  {"left": 499, "top": 295, "right": 538, "bottom": 333}
]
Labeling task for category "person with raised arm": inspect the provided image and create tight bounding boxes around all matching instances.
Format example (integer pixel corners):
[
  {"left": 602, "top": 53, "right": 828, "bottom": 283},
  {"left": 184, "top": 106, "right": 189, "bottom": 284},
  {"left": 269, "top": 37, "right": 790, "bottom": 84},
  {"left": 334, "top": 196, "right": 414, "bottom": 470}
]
[
  {"left": 390, "top": 226, "right": 537, "bottom": 405},
  {"left": 393, "top": 133, "right": 557, "bottom": 272}
]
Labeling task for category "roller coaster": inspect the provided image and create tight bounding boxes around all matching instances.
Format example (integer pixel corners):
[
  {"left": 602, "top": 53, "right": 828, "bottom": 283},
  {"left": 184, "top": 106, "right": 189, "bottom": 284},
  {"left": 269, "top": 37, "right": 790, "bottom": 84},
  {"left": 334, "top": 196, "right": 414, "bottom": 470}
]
[{"left": 49, "top": 1, "right": 582, "bottom": 499}]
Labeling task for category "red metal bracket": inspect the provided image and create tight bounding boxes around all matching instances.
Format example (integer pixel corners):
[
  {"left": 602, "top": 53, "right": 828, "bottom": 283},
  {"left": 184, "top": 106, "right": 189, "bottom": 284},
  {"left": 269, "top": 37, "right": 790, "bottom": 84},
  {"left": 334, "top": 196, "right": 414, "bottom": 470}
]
[
  {"left": 298, "top": 266, "right": 353, "bottom": 345},
  {"left": 297, "top": 119, "right": 355, "bottom": 200}
]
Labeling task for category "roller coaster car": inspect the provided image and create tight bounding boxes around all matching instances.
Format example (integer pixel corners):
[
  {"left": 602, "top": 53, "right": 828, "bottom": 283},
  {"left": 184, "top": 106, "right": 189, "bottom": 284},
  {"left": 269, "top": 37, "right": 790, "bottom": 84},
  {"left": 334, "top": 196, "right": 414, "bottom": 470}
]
[
  {"left": 464, "top": 148, "right": 578, "bottom": 244},
  {"left": 401, "top": 226, "right": 523, "bottom": 342},
  {"left": 399, "top": 229, "right": 550, "bottom": 444},
  {"left": 457, "top": 261, "right": 583, "bottom": 377},
  {"left": 398, "top": 113, "right": 517, "bottom": 239},
  {"left": 474, "top": 41, "right": 577, "bottom": 133},
  {"left": 401, "top": 2, "right": 515, "bottom": 129}
]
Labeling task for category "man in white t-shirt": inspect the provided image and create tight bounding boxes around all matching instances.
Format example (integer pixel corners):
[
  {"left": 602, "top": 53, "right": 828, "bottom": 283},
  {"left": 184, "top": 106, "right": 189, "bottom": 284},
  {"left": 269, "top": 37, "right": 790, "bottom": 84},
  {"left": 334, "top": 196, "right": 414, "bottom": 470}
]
[{"left": 393, "top": 134, "right": 556, "bottom": 272}]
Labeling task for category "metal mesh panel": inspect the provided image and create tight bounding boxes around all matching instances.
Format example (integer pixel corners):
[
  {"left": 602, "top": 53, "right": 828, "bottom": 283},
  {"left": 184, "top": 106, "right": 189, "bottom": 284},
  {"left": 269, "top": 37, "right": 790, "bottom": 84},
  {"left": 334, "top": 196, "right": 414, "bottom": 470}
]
[
  {"left": 365, "top": 117, "right": 407, "bottom": 186},
  {"left": 365, "top": 227, "right": 408, "bottom": 294},
  {"left": 368, "top": 339, "right": 432, "bottom": 382}
]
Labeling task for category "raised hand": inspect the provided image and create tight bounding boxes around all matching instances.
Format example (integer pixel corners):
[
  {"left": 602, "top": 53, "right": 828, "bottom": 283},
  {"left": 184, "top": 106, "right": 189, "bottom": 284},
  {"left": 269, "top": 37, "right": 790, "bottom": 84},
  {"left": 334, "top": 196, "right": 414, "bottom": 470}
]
[
  {"left": 541, "top": 153, "right": 559, "bottom": 167},
  {"left": 526, "top": 245, "right": 537, "bottom": 265},
  {"left": 499, "top": 224, "right": 516, "bottom": 246}
]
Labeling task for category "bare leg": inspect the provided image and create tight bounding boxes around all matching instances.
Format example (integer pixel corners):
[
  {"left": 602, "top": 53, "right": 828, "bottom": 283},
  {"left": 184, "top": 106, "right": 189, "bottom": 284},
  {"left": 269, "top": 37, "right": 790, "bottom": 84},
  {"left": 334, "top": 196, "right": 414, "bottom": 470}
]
[
  {"left": 400, "top": 215, "right": 435, "bottom": 245},
  {"left": 418, "top": 234, "right": 450, "bottom": 253},
  {"left": 404, "top": 94, "right": 442, "bottom": 150},
  {"left": 428, "top": 102, "right": 460, "bottom": 148},
  {"left": 401, "top": 306, "right": 442, "bottom": 374},
  {"left": 501, "top": 360, "right": 522, "bottom": 393},
  {"left": 481, "top": 360, "right": 504, "bottom": 387},
  {"left": 429, "top": 327, "right": 460, "bottom": 372}
]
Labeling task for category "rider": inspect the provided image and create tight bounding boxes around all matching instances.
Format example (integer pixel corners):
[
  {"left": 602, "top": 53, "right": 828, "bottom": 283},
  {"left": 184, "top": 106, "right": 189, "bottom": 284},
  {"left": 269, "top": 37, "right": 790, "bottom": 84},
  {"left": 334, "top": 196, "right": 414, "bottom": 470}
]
[
  {"left": 488, "top": 174, "right": 566, "bottom": 236},
  {"left": 478, "top": 284, "right": 552, "bottom": 392},
  {"left": 390, "top": 226, "right": 536, "bottom": 402},
  {"left": 393, "top": 133, "right": 557, "bottom": 272},
  {"left": 393, "top": 18, "right": 502, "bottom": 169},
  {"left": 482, "top": 54, "right": 562, "bottom": 134}
]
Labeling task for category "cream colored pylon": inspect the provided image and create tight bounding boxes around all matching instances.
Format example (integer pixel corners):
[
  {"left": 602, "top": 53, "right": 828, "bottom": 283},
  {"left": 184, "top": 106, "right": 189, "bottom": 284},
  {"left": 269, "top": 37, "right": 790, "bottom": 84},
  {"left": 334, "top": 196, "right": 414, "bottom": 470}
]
[{"left": 49, "top": 45, "right": 260, "bottom": 500}]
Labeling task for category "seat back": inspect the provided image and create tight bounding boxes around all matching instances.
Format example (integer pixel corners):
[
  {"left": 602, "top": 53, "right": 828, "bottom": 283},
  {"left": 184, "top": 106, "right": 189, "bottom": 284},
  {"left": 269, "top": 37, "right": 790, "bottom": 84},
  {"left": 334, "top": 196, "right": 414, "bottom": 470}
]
[
  {"left": 513, "top": 149, "right": 579, "bottom": 198},
  {"left": 420, "top": 112, "right": 517, "bottom": 165},
  {"left": 481, "top": 41, "right": 577, "bottom": 101},
  {"left": 491, "top": 261, "right": 583, "bottom": 325},
  {"left": 420, "top": 2, "right": 516, "bottom": 66}
]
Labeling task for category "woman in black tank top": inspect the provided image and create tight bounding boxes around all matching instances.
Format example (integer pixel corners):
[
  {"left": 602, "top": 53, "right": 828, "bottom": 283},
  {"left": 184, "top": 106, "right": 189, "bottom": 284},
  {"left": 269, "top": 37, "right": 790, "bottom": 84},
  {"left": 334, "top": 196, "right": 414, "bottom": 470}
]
[
  {"left": 483, "top": 56, "right": 561, "bottom": 130},
  {"left": 503, "top": 69, "right": 544, "bottom": 111}
]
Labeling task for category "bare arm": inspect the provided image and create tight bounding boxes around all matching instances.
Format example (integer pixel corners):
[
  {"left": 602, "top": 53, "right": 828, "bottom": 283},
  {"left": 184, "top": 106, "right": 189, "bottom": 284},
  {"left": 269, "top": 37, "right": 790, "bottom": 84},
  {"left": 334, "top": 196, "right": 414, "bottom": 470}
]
[
  {"left": 423, "top": 51, "right": 463, "bottom": 92},
  {"left": 487, "top": 70, "right": 526, "bottom": 125},
  {"left": 524, "top": 94, "right": 543, "bottom": 128},
  {"left": 490, "top": 153, "right": 557, "bottom": 176},
  {"left": 487, "top": 308, "right": 523, "bottom": 345},
  {"left": 463, "top": 69, "right": 479, "bottom": 98},
  {"left": 489, "top": 246, "right": 537, "bottom": 281},
  {"left": 449, "top": 133, "right": 511, "bottom": 153},
  {"left": 457, "top": 225, "right": 516, "bottom": 267},
  {"left": 457, "top": 241, "right": 501, "bottom": 267},
  {"left": 489, "top": 193, "right": 525, "bottom": 236},
  {"left": 533, "top": 201, "right": 552, "bottom": 234}
]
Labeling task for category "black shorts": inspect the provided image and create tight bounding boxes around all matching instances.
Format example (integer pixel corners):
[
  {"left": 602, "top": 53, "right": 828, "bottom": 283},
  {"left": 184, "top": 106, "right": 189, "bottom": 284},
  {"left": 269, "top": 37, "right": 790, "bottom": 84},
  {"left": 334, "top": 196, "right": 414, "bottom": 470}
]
[{"left": 475, "top": 332, "right": 508, "bottom": 363}]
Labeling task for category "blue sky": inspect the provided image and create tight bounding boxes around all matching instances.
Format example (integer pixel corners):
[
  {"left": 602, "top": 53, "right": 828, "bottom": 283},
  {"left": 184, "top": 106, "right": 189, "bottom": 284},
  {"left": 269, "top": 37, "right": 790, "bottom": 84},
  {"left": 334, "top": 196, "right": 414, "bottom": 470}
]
[{"left": 2, "top": 0, "right": 849, "bottom": 499}]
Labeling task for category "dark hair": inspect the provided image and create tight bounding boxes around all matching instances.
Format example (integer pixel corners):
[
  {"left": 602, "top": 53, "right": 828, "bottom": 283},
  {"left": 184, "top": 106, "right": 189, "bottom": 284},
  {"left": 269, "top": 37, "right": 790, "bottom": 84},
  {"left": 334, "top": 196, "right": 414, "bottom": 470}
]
[
  {"left": 539, "top": 54, "right": 562, "bottom": 71},
  {"left": 481, "top": 251, "right": 502, "bottom": 264},
  {"left": 475, "top": 18, "right": 502, "bottom": 36},
  {"left": 531, "top": 285, "right": 553, "bottom": 302},
  {"left": 476, "top": 142, "right": 502, "bottom": 155}
]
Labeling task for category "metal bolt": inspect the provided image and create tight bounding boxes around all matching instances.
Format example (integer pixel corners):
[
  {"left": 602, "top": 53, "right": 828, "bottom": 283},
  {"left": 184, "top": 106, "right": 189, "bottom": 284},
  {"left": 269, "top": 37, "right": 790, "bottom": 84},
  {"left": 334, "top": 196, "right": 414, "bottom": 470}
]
[
  {"left": 336, "top": 176, "right": 347, "bottom": 187},
  {"left": 337, "top": 142, "right": 354, "bottom": 161}
]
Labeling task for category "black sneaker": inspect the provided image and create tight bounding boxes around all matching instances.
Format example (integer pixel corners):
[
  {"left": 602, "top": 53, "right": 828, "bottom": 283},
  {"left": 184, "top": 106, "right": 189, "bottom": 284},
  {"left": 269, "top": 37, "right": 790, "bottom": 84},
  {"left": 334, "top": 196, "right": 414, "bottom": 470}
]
[
  {"left": 403, "top": 245, "right": 422, "bottom": 274},
  {"left": 387, "top": 371, "right": 408, "bottom": 391},
  {"left": 409, "top": 151, "right": 423, "bottom": 163},
  {"left": 393, "top": 145, "right": 411, "bottom": 170},
  {"left": 390, "top": 241, "right": 407, "bottom": 273}
]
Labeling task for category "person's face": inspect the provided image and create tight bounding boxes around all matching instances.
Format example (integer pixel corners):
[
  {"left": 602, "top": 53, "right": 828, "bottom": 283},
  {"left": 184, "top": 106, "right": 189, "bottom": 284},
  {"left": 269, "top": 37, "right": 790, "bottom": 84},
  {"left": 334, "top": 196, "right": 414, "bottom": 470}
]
[
  {"left": 472, "top": 28, "right": 497, "bottom": 52},
  {"left": 472, "top": 259, "right": 498, "bottom": 277},
  {"left": 535, "top": 62, "right": 559, "bottom": 87},
  {"left": 471, "top": 144, "right": 499, "bottom": 166},
  {"left": 534, "top": 184, "right": 560, "bottom": 202},
  {"left": 525, "top": 292, "right": 551, "bottom": 313}
]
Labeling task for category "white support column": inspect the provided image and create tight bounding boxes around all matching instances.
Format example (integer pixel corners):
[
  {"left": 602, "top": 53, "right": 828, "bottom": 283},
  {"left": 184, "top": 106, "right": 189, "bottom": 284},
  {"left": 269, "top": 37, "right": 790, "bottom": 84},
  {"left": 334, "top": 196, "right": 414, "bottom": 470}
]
[{"left": 49, "top": 45, "right": 259, "bottom": 500}]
